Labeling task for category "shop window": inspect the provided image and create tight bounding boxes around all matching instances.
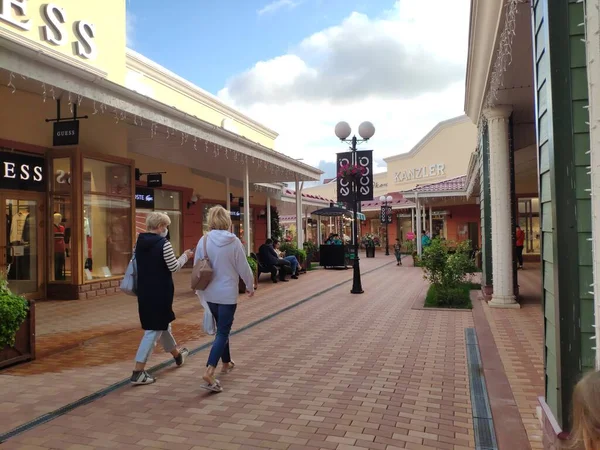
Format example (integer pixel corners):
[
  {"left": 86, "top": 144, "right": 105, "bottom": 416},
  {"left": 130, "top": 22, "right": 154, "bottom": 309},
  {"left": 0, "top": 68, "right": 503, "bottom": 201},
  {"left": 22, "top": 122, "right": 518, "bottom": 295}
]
[
  {"left": 83, "top": 158, "right": 132, "bottom": 280},
  {"left": 50, "top": 158, "right": 73, "bottom": 282},
  {"left": 136, "top": 189, "right": 182, "bottom": 255},
  {"left": 83, "top": 159, "right": 131, "bottom": 196}
]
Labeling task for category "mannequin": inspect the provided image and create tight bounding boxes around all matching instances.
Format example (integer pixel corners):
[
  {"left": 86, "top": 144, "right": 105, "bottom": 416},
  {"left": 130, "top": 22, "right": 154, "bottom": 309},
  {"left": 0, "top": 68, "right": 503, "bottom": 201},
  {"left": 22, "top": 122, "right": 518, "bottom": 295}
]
[
  {"left": 53, "top": 212, "right": 66, "bottom": 281},
  {"left": 83, "top": 208, "right": 92, "bottom": 271}
]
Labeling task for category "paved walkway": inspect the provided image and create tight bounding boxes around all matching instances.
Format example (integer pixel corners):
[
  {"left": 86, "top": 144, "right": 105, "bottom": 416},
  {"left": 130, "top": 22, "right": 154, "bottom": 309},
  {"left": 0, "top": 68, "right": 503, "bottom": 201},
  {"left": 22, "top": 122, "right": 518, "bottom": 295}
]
[
  {"left": 480, "top": 266, "right": 544, "bottom": 449},
  {"left": 2, "top": 258, "right": 478, "bottom": 450}
]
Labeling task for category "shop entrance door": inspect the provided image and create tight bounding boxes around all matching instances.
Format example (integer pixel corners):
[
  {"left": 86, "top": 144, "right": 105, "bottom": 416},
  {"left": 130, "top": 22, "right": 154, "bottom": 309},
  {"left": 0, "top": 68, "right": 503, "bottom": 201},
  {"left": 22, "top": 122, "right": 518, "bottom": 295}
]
[{"left": 0, "top": 192, "right": 45, "bottom": 299}]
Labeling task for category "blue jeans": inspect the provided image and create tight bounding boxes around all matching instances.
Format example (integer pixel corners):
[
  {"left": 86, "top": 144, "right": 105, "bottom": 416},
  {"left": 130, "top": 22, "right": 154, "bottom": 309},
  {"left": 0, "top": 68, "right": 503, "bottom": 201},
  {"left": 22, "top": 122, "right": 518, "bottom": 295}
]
[
  {"left": 206, "top": 303, "right": 237, "bottom": 368},
  {"left": 284, "top": 256, "right": 298, "bottom": 274}
]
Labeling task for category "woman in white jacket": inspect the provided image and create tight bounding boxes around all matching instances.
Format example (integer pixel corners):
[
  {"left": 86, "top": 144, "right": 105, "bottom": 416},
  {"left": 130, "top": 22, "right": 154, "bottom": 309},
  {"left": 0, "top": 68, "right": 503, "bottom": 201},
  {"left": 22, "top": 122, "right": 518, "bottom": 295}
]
[{"left": 195, "top": 205, "right": 254, "bottom": 392}]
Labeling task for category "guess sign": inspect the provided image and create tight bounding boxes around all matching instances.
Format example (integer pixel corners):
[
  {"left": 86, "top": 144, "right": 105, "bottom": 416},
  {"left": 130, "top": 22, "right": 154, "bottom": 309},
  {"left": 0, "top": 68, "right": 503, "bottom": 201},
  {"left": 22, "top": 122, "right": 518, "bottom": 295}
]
[
  {"left": 0, "top": 151, "right": 45, "bottom": 192},
  {"left": 53, "top": 120, "right": 79, "bottom": 146}
]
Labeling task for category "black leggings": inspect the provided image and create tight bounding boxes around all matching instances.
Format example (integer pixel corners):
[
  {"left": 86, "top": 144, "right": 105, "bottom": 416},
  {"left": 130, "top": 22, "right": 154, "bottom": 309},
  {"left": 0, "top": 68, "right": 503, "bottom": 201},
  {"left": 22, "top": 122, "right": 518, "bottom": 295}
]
[{"left": 516, "top": 246, "right": 524, "bottom": 267}]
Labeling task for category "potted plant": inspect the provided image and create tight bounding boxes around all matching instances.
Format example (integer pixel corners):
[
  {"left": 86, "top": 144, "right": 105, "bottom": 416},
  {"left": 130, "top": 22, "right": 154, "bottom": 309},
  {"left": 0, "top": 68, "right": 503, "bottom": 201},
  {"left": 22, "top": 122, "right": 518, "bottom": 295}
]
[
  {"left": 240, "top": 256, "right": 258, "bottom": 293},
  {"left": 0, "top": 272, "right": 34, "bottom": 368},
  {"left": 361, "top": 234, "right": 380, "bottom": 258},
  {"left": 303, "top": 241, "right": 318, "bottom": 270},
  {"left": 337, "top": 162, "right": 366, "bottom": 183}
]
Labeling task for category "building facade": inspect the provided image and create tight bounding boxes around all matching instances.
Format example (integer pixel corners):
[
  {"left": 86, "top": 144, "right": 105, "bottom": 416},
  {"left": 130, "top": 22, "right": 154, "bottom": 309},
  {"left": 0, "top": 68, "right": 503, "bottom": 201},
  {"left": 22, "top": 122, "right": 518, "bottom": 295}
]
[
  {"left": 0, "top": 0, "right": 320, "bottom": 300},
  {"left": 465, "top": 0, "right": 598, "bottom": 446}
]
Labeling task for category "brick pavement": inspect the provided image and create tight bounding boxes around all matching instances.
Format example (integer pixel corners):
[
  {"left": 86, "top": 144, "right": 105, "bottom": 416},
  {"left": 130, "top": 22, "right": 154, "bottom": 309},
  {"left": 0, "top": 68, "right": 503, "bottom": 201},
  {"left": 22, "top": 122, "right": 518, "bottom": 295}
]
[
  {"left": 0, "top": 258, "right": 390, "bottom": 438},
  {"left": 2, "top": 260, "right": 478, "bottom": 450},
  {"left": 481, "top": 266, "right": 544, "bottom": 449}
]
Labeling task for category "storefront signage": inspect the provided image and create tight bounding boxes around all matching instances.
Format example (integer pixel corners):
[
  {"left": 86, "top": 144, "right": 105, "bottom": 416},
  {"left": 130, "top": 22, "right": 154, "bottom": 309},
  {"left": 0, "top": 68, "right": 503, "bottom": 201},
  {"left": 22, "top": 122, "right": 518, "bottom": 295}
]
[
  {"left": 230, "top": 207, "right": 241, "bottom": 218},
  {"left": 53, "top": 120, "right": 79, "bottom": 146},
  {"left": 394, "top": 164, "right": 445, "bottom": 183},
  {"left": 0, "top": 1, "right": 98, "bottom": 59},
  {"left": 135, "top": 187, "right": 155, "bottom": 209},
  {"left": 0, "top": 151, "right": 45, "bottom": 192},
  {"left": 147, "top": 173, "right": 162, "bottom": 188}
]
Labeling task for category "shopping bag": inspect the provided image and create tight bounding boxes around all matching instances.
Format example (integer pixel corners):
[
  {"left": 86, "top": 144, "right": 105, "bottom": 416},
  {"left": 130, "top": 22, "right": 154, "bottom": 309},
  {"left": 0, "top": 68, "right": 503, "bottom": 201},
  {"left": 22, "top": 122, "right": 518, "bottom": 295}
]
[
  {"left": 197, "top": 294, "right": 216, "bottom": 335},
  {"left": 120, "top": 252, "right": 137, "bottom": 296}
]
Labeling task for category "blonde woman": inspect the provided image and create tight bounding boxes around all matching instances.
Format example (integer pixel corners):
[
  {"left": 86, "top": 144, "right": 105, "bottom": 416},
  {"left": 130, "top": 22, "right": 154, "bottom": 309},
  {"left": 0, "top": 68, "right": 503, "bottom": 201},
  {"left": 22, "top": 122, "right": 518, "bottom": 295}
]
[
  {"left": 131, "top": 212, "right": 194, "bottom": 385},
  {"left": 571, "top": 370, "right": 600, "bottom": 449},
  {"left": 195, "top": 205, "right": 254, "bottom": 392}
]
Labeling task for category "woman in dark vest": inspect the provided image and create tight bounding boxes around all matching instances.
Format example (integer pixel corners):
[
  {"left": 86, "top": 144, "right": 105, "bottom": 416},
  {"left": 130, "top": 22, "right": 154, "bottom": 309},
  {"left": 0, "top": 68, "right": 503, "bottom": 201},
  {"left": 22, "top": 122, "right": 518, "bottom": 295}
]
[{"left": 131, "top": 212, "right": 194, "bottom": 385}]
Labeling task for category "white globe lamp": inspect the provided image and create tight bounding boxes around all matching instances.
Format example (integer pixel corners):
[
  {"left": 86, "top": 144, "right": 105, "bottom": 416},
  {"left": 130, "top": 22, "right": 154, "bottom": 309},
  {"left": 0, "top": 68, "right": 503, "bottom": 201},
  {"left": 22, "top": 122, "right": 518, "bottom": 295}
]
[{"left": 335, "top": 121, "right": 352, "bottom": 140}]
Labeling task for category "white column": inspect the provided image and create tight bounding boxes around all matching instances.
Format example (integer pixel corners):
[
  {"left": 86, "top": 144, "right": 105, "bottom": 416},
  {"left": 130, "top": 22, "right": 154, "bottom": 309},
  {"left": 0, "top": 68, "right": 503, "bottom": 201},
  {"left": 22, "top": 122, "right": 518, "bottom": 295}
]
[
  {"left": 585, "top": 0, "right": 600, "bottom": 368},
  {"left": 422, "top": 205, "right": 426, "bottom": 233},
  {"left": 416, "top": 196, "right": 422, "bottom": 255},
  {"left": 266, "top": 196, "right": 272, "bottom": 239},
  {"left": 485, "top": 106, "right": 519, "bottom": 308},
  {"left": 243, "top": 166, "right": 251, "bottom": 255},
  {"left": 295, "top": 180, "right": 303, "bottom": 248},
  {"left": 317, "top": 218, "right": 322, "bottom": 245},
  {"left": 411, "top": 208, "right": 415, "bottom": 233},
  {"left": 225, "top": 177, "right": 231, "bottom": 211},
  {"left": 429, "top": 206, "right": 433, "bottom": 236}
]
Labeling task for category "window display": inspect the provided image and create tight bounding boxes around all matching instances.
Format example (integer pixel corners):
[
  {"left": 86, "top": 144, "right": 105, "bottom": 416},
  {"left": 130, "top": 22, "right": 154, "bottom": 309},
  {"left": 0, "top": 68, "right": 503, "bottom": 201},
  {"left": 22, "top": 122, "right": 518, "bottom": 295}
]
[
  {"left": 83, "top": 158, "right": 132, "bottom": 280},
  {"left": 203, "top": 203, "right": 254, "bottom": 249},
  {"left": 50, "top": 158, "right": 73, "bottom": 282}
]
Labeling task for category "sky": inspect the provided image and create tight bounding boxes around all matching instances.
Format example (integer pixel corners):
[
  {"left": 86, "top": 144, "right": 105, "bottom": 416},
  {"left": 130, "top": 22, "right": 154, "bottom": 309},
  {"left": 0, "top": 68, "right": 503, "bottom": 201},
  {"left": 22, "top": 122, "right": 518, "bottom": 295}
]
[{"left": 126, "top": 0, "right": 471, "bottom": 182}]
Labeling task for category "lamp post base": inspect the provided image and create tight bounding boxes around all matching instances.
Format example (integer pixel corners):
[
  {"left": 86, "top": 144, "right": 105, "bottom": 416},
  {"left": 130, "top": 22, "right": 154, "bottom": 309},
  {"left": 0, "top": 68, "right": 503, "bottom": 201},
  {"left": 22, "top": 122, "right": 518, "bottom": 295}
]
[{"left": 351, "top": 255, "right": 363, "bottom": 294}]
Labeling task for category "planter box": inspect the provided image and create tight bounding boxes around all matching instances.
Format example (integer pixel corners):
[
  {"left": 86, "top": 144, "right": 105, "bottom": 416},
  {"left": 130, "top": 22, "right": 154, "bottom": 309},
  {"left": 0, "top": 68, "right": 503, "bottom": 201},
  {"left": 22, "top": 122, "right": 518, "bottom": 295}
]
[
  {"left": 366, "top": 247, "right": 376, "bottom": 258},
  {"left": 0, "top": 299, "right": 35, "bottom": 369},
  {"left": 239, "top": 273, "right": 258, "bottom": 293}
]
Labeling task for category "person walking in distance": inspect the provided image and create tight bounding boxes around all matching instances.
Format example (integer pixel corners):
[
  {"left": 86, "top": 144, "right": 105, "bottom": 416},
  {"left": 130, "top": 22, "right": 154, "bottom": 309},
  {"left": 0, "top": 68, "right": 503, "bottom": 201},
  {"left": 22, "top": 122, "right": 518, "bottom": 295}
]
[
  {"left": 394, "top": 238, "right": 402, "bottom": 266},
  {"left": 515, "top": 225, "right": 525, "bottom": 269},
  {"left": 131, "top": 212, "right": 194, "bottom": 385},
  {"left": 195, "top": 205, "right": 254, "bottom": 393}
]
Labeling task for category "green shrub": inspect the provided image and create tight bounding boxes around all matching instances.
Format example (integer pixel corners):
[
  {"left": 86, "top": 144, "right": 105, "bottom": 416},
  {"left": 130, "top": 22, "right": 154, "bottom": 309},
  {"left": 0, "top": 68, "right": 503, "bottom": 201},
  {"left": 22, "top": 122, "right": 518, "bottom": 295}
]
[
  {"left": 280, "top": 242, "right": 307, "bottom": 261},
  {"left": 246, "top": 256, "right": 258, "bottom": 275},
  {"left": 0, "top": 275, "right": 28, "bottom": 349},
  {"left": 420, "top": 239, "right": 476, "bottom": 287},
  {"left": 303, "top": 241, "right": 317, "bottom": 260},
  {"left": 425, "top": 283, "right": 472, "bottom": 309}
]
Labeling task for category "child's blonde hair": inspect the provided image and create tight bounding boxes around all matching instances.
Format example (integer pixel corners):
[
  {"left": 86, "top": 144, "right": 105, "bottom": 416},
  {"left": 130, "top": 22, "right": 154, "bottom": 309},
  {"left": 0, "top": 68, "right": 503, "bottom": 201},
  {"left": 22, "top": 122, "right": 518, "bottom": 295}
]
[{"left": 571, "top": 371, "right": 600, "bottom": 449}]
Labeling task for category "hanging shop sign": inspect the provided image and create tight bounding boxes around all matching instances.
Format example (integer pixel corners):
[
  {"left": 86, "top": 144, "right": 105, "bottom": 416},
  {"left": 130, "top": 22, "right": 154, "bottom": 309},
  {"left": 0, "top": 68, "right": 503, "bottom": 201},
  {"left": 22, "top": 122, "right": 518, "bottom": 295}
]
[
  {"left": 394, "top": 163, "right": 445, "bottom": 183},
  {"left": 336, "top": 150, "right": 374, "bottom": 203},
  {"left": 0, "top": 151, "right": 45, "bottom": 192},
  {"left": 380, "top": 205, "right": 393, "bottom": 224},
  {"left": 146, "top": 173, "right": 162, "bottom": 188},
  {"left": 53, "top": 120, "right": 79, "bottom": 146},
  {"left": 0, "top": 1, "right": 98, "bottom": 60},
  {"left": 230, "top": 207, "right": 241, "bottom": 218},
  {"left": 135, "top": 187, "right": 155, "bottom": 209}
]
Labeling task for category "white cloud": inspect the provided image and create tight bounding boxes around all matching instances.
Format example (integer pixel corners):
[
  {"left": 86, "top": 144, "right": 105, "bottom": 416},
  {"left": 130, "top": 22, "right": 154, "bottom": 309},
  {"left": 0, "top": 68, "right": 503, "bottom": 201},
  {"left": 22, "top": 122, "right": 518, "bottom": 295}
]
[
  {"left": 219, "top": 0, "right": 470, "bottom": 168},
  {"left": 258, "top": 0, "right": 299, "bottom": 16}
]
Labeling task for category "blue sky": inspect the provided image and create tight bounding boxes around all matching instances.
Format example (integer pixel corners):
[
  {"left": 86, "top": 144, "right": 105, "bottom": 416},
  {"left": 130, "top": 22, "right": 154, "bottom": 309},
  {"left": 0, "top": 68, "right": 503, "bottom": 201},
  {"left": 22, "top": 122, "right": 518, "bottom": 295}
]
[
  {"left": 126, "top": 0, "right": 470, "bottom": 181},
  {"left": 126, "top": 0, "right": 392, "bottom": 95}
]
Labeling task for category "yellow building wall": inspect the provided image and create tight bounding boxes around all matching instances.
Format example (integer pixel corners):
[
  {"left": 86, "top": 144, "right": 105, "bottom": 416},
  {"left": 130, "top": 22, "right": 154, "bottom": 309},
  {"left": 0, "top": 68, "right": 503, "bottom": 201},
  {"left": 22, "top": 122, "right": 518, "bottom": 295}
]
[
  {"left": 385, "top": 119, "right": 477, "bottom": 192},
  {"left": 124, "top": 66, "right": 276, "bottom": 150},
  {"left": 0, "top": 0, "right": 127, "bottom": 83},
  {"left": 0, "top": 87, "right": 127, "bottom": 157}
]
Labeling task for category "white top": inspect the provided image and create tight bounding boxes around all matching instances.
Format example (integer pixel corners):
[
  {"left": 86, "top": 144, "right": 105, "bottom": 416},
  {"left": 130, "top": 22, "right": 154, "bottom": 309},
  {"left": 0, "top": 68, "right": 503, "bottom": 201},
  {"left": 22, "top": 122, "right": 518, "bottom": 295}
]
[{"left": 194, "top": 230, "right": 254, "bottom": 305}]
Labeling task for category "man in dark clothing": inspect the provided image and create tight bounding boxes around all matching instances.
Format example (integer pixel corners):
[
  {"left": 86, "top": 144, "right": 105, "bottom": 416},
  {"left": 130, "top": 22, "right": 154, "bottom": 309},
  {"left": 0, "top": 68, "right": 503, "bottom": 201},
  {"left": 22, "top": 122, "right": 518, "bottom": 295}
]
[{"left": 258, "top": 238, "right": 290, "bottom": 283}]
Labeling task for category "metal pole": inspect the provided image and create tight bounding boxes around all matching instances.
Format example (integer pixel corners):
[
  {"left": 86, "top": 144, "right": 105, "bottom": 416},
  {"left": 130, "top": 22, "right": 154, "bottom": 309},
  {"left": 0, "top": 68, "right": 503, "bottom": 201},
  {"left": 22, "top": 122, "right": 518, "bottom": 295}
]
[
  {"left": 351, "top": 136, "right": 363, "bottom": 294},
  {"left": 266, "top": 196, "right": 271, "bottom": 239},
  {"left": 385, "top": 201, "right": 390, "bottom": 256},
  {"left": 429, "top": 206, "right": 433, "bottom": 238}
]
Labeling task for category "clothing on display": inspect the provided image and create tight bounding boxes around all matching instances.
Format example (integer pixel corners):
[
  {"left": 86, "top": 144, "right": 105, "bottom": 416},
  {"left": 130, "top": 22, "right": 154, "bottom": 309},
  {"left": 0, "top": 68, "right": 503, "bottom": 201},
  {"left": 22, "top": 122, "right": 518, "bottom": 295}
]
[
  {"left": 54, "top": 214, "right": 66, "bottom": 281},
  {"left": 83, "top": 215, "right": 93, "bottom": 270},
  {"left": 6, "top": 206, "right": 32, "bottom": 281},
  {"left": 10, "top": 210, "right": 29, "bottom": 243}
]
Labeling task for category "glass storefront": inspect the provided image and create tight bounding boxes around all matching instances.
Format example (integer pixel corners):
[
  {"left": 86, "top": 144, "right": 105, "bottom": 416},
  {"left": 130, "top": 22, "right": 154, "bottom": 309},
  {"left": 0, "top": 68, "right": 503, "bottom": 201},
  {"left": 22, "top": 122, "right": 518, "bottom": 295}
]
[
  {"left": 518, "top": 197, "right": 540, "bottom": 255},
  {"left": 135, "top": 188, "right": 182, "bottom": 255},
  {"left": 83, "top": 158, "right": 132, "bottom": 280}
]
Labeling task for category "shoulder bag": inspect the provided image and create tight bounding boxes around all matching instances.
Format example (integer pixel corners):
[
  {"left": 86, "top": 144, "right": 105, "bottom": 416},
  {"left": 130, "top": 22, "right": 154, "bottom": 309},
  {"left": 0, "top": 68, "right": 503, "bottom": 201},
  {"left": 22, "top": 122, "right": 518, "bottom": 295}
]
[
  {"left": 191, "top": 233, "right": 214, "bottom": 290},
  {"left": 120, "top": 248, "right": 137, "bottom": 296}
]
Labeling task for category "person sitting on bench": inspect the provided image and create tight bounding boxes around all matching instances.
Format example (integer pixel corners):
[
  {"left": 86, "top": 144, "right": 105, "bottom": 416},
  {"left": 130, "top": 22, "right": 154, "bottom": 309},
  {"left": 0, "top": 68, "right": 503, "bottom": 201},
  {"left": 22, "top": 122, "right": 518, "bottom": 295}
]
[
  {"left": 258, "top": 239, "right": 291, "bottom": 283},
  {"left": 273, "top": 239, "right": 300, "bottom": 279}
]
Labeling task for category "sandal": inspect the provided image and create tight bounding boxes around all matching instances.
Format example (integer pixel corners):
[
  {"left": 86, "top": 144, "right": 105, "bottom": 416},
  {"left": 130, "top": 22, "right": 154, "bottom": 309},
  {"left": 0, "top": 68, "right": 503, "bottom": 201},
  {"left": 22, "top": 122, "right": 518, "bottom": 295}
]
[
  {"left": 200, "top": 377, "right": 222, "bottom": 393},
  {"left": 221, "top": 361, "right": 236, "bottom": 374}
]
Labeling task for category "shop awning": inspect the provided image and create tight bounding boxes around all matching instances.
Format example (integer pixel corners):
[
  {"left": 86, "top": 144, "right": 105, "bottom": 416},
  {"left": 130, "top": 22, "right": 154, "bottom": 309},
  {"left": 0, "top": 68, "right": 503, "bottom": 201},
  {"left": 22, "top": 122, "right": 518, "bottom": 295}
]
[{"left": 311, "top": 206, "right": 366, "bottom": 221}]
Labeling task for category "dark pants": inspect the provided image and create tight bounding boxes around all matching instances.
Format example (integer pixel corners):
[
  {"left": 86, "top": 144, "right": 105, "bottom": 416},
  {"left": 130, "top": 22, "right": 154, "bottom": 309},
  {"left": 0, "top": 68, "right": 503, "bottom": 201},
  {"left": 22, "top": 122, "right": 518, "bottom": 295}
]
[
  {"left": 206, "top": 303, "right": 237, "bottom": 368},
  {"left": 516, "top": 246, "right": 524, "bottom": 267},
  {"left": 269, "top": 259, "right": 291, "bottom": 281}
]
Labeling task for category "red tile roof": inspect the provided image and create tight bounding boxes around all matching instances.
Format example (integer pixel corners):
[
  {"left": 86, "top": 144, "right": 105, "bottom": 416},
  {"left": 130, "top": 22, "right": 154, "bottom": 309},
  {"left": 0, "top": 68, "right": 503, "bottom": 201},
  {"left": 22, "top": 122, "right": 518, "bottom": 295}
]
[
  {"left": 283, "top": 188, "right": 333, "bottom": 203},
  {"left": 406, "top": 175, "right": 467, "bottom": 193}
]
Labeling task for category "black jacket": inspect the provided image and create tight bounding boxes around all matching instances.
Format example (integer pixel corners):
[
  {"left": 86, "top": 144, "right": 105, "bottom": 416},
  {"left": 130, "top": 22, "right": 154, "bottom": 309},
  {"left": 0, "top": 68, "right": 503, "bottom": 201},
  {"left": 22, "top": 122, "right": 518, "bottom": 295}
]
[
  {"left": 135, "top": 232, "right": 175, "bottom": 330},
  {"left": 258, "top": 243, "right": 280, "bottom": 267}
]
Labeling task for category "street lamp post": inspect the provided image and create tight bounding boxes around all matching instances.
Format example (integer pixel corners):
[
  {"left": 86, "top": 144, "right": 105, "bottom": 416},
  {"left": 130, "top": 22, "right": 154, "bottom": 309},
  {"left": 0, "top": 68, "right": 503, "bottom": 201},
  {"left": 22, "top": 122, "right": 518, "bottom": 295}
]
[
  {"left": 379, "top": 195, "right": 393, "bottom": 256},
  {"left": 335, "top": 121, "right": 375, "bottom": 295}
]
